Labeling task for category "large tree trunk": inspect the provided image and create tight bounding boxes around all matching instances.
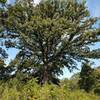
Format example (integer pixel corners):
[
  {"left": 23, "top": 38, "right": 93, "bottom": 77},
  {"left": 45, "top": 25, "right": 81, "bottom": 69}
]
[{"left": 41, "top": 65, "right": 49, "bottom": 84}]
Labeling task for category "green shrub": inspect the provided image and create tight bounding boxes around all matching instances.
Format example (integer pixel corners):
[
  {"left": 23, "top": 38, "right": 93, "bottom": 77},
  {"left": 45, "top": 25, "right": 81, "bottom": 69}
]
[{"left": 0, "top": 78, "right": 100, "bottom": 100}]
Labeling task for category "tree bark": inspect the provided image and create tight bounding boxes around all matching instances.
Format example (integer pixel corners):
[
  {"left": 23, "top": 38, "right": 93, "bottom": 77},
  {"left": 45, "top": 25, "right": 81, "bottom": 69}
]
[{"left": 41, "top": 64, "right": 49, "bottom": 85}]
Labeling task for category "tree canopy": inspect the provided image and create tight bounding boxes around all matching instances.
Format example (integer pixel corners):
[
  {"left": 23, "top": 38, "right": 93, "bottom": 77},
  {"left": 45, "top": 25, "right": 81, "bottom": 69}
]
[{"left": 0, "top": 0, "right": 100, "bottom": 84}]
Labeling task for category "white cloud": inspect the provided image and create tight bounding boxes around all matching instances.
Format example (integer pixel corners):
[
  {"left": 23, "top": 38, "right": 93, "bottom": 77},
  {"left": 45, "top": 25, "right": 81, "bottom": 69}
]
[
  {"left": 34, "top": 0, "right": 40, "bottom": 4},
  {"left": 7, "top": 0, "right": 40, "bottom": 4}
]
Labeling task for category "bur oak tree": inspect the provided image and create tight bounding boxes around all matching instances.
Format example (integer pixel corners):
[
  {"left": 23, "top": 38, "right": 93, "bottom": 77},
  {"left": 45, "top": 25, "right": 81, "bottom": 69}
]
[{"left": 0, "top": 0, "right": 100, "bottom": 84}]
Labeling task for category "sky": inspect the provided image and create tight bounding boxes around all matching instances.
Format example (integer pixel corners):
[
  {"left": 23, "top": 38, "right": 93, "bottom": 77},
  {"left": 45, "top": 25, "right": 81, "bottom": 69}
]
[
  {"left": 87, "top": 0, "right": 100, "bottom": 17},
  {"left": 7, "top": 0, "right": 40, "bottom": 4},
  {"left": 5, "top": 0, "right": 100, "bottom": 79}
]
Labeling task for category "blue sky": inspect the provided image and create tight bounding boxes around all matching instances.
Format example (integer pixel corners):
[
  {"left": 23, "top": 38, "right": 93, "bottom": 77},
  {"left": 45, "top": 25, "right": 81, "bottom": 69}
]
[
  {"left": 5, "top": 0, "right": 100, "bottom": 79},
  {"left": 87, "top": 0, "right": 100, "bottom": 17}
]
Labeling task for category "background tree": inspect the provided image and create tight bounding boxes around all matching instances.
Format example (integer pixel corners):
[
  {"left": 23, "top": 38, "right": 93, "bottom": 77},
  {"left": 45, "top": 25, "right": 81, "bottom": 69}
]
[
  {"left": 0, "top": 58, "right": 11, "bottom": 80},
  {"left": 93, "top": 67, "right": 100, "bottom": 95},
  {"left": 0, "top": 59, "right": 5, "bottom": 79},
  {"left": 0, "top": 0, "right": 100, "bottom": 84},
  {"left": 79, "top": 62, "right": 95, "bottom": 92}
]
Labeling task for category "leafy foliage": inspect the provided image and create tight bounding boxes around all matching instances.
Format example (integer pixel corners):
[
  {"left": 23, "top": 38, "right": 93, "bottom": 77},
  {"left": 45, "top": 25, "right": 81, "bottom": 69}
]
[
  {"left": 0, "top": 0, "right": 100, "bottom": 99},
  {"left": 93, "top": 67, "right": 100, "bottom": 95},
  {"left": 0, "top": 0, "right": 6, "bottom": 4},
  {"left": 79, "top": 62, "right": 95, "bottom": 92},
  {"left": 0, "top": 77, "right": 100, "bottom": 100},
  {"left": 0, "top": 0, "right": 100, "bottom": 84}
]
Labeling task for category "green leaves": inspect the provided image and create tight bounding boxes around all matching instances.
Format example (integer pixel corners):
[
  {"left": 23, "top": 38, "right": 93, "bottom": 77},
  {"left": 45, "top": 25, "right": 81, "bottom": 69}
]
[
  {"left": 0, "top": 0, "right": 100, "bottom": 84},
  {"left": 79, "top": 62, "right": 95, "bottom": 92},
  {"left": 0, "top": 0, "right": 7, "bottom": 4},
  {"left": 0, "top": 77, "right": 100, "bottom": 100}
]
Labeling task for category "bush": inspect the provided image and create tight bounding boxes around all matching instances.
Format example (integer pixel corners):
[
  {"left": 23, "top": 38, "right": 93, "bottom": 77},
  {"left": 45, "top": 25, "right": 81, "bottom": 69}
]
[{"left": 0, "top": 78, "right": 100, "bottom": 100}]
